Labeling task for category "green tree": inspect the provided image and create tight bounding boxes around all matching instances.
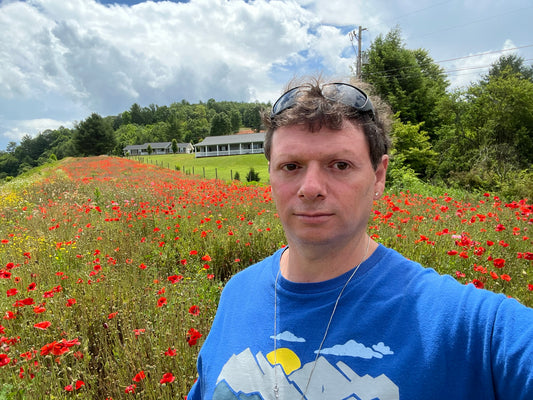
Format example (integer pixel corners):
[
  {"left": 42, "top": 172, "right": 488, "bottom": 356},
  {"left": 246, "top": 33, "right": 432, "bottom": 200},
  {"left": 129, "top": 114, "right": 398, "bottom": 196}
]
[
  {"left": 229, "top": 109, "right": 242, "bottom": 133},
  {"left": 390, "top": 116, "right": 438, "bottom": 178},
  {"left": 362, "top": 27, "right": 448, "bottom": 134},
  {"left": 243, "top": 104, "right": 262, "bottom": 132},
  {"left": 210, "top": 112, "right": 232, "bottom": 136},
  {"left": 171, "top": 139, "right": 178, "bottom": 154},
  {"left": 73, "top": 113, "right": 116, "bottom": 156}
]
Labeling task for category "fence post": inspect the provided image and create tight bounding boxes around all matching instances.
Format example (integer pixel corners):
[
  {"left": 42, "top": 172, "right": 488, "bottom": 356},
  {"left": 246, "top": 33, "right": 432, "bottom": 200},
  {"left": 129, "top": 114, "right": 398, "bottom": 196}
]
[
  {"left": 215, "top": 168, "right": 218, "bottom": 180},
  {"left": 203, "top": 167, "right": 205, "bottom": 178}
]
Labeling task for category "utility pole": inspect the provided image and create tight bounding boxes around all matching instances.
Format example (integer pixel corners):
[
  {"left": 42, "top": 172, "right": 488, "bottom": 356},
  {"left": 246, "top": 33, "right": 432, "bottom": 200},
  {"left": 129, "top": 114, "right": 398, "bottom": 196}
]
[{"left": 350, "top": 26, "right": 367, "bottom": 80}]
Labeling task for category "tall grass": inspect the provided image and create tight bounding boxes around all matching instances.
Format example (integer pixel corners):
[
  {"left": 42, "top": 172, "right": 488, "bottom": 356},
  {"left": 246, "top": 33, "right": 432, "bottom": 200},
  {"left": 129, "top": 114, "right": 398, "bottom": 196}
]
[{"left": 0, "top": 156, "right": 531, "bottom": 398}]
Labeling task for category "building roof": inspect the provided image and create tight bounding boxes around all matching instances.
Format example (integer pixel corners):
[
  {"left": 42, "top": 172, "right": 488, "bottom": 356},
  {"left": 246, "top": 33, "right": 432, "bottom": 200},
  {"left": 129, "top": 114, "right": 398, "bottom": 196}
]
[{"left": 194, "top": 132, "right": 265, "bottom": 147}]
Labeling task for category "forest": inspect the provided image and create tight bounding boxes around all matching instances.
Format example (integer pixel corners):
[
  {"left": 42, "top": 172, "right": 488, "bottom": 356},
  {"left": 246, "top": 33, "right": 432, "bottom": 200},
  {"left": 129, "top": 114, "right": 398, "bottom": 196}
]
[{"left": 1, "top": 28, "right": 532, "bottom": 199}]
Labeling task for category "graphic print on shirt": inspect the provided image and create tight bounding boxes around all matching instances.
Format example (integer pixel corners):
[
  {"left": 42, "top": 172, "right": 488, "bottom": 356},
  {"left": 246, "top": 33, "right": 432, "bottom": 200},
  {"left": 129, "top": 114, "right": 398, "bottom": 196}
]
[{"left": 214, "top": 330, "right": 398, "bottom": 399}]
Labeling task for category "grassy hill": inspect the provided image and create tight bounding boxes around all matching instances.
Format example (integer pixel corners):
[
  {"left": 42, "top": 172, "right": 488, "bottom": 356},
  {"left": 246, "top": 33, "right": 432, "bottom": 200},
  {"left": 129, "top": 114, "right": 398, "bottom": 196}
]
[{"left": 129, "top": 153, "right": 270, "bottom": 183}]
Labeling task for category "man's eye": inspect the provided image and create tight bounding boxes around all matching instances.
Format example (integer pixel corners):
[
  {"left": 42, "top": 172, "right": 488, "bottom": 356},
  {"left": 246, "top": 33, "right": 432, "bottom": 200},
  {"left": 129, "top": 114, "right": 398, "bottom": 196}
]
[
  {"left": 334, "top": 162, "right": 350, "bottom": 170},
  {"left": 282, "top": 164, "right": 298, "bottom": 171}
]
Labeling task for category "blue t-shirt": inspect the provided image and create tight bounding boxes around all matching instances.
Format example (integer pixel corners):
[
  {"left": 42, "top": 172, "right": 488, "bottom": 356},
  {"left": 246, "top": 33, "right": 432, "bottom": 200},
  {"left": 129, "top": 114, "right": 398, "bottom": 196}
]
[{"left": 188, "top": 244, "right": 533, "bottom": 399}]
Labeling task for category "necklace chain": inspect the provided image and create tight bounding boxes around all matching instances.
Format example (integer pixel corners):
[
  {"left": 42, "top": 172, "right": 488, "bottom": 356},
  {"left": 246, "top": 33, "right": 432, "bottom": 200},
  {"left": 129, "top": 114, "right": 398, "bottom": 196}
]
[{"left": 273, "top": 236, "right": 370, "bottom": 399}]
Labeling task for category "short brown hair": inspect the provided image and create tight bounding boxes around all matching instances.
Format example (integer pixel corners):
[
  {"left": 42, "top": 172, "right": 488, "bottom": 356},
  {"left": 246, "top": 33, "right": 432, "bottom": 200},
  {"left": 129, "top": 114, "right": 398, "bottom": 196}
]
[{"left": 262, "top": 77, "right": 391, "bottom": 170}]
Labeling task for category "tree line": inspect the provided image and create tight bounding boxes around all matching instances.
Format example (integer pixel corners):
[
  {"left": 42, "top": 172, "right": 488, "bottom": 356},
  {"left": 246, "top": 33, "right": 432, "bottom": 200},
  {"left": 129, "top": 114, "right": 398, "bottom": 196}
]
[
  {"left": 0, "top": 99, "right": 266, "bottom": 179},
  {"left": 1, "top": 28, "right": 531, "bottom": 199}
]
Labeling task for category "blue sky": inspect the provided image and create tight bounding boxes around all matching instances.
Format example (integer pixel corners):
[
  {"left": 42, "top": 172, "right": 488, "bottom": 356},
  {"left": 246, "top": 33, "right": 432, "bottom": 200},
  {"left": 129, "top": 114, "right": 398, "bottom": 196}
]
[{"left": 0, "top": 0, "right": 531, "bottom": 150}]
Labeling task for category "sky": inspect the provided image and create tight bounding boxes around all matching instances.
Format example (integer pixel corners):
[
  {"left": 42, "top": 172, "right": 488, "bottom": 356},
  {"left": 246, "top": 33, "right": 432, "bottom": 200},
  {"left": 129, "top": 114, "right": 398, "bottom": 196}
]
[{"left": 0, "top": 0, "right": 532, "bottom": 151}]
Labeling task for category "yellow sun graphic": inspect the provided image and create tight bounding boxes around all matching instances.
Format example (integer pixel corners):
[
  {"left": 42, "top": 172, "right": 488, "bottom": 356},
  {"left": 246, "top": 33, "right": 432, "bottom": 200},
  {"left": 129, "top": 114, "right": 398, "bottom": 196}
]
[{"left": 266, "top": 347, "right": 302, "bottom": 375}]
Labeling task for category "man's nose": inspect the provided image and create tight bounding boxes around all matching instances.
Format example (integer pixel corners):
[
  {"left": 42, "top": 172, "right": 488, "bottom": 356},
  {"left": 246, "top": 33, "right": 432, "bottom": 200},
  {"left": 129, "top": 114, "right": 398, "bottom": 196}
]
[{"left": 297, "top": 165, "right": 326, "bottom": 200}]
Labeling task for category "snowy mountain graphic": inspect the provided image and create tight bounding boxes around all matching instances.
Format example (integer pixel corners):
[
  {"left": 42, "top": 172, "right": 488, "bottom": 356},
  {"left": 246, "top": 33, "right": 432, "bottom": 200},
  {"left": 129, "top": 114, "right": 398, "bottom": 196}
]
[{"left": 215, "top": 347, "right": 399, "bottom": 400}]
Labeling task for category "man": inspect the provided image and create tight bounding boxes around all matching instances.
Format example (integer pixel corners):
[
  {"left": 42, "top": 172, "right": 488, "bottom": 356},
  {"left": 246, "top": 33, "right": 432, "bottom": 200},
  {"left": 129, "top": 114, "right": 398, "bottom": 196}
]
[{"left": 188, "top": 78, "right": 533, "bottom": 399}]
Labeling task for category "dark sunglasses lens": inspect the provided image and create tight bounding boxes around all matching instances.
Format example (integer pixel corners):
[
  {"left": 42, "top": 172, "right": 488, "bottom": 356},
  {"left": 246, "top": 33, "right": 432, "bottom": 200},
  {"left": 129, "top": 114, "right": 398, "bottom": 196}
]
[
  {"left": 323, "top": 84, "right": 368, "bottom": 109},
  {"left": 272, "top": 87, "right": 301, "bottom": 116}
]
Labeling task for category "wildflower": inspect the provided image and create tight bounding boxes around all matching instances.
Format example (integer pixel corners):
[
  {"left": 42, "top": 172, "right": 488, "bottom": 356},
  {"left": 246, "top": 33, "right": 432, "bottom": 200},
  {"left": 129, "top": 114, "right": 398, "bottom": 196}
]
[
  {"left": 188, "top": 305, "right": 200, "bottom": 316},
  {"left": 139, "top": 263, "right": 147, "bottom": 270},
  {"left": 66, "top": 298, "right": 76, "bottom": 307},
  {"left": 186, "top": 328, "right": 202, "bottom": 347},
  {"left": 528, "top": 284, "right": 533, "bottom": 291},
  {"left": 64, "top": 385, "right": 73, "bottom": 392},
  {"left": 447, "top": 250, "right": 458, "bottom": 256},
  {"left": 165, "top": 347, "right": 177, "bottom": 356},
  {"left": 124, "top": 384, "right": 136, "bottom": 394},
  {"left": 27, "top": 282, "right": 36, "bottom": 291},
  {"left": 108, "top": 312, "right": 118, "bottom": 319},
  {"left": 500, "top": 274, "right": 511, "bottom": 282},
  {"left": 34, "top": 321, "right": 51, "bottom": 330},
  {"left": 132, "top": 371, "right": 145, "bottom": 382},
  {"left": 0, "top": 354, "right": 10, "bottom": 367},
  {"left": 160, "top": 372, "right": 175, "bottom": 384},
  {"left": 157, "top": 297, "right": 167, "bottom": 307},
  {"left": 133, "top": 328, "right": 145, "bottom": 337},
  {"left": 167, "top": 275, "right": 183, "bottom": 284},
  {"left": 201, "top": 254, "right": 212, "bottom": 261},
  {"left": 472, "top": 279, "right": 485, "bottom": 289},
  {"left": 6, "top": 288, "right": 18, "bottom": 297},
  {"left": 493, "top": 258, "right": 505, "bottom": 269}
]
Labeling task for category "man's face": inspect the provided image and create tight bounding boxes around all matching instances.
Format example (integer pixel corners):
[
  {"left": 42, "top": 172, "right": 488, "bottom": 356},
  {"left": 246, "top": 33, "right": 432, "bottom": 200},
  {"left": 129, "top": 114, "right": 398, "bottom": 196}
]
[{"left": 269, "top": 121, "right": 388, "bottom": 251}]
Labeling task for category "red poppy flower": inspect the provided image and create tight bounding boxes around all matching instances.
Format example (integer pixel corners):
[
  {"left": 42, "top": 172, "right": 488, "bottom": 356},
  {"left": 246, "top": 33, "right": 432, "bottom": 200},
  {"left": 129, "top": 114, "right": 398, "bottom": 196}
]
[
  {"left": 75, "top": 380, "right": 85, "bottom": 390},
  {"left": 160, "top": 372, "right": 175, "bottom": 384},
  {"left": 0, "top": 325, "right": 4, "bottom": 334},
  {"left": 201, "top": 254, "right": 212, "bottom": 261},
  {"left": 64, "top": 385, "right": 73, "bottom": 392},
  {"left": 66, "top": 298, "right": 76, "bottom": 307},
  {"left": 138, "top": 263, "right": 147, "bottom": 270},
  {"left": 34, "top": 321, "right": 51, "bottom": 330},
  {"left": 108, "top": 312, "right": 118, "bottom": 319},
  {"left": 0, "top": 354, "right": 10, "bottom": 367},
  {"left": 186, "top": 328, "right": 202, "bottom": 347},
  {"left": 164, "top": 347, "right": 177, "bottom": 356},
  {"left": 125, "top": 384, "right": 136, "bottom": 394},
  {"left": 34, "top": 305, "right": 46, "bottom": 314},
  {"left": 157, "top": 297, "right": 167, "bottom": 307},
  {"left": 132, "top": 370, "right": 145, "bottom": 382},
  {"left": 188, "top": 305, "right": 200, "bottom": 316},
  {"left": 167, "top": 275, "right": 183, "bottom": 284},
  {"left": 447, "top": 250, "right": 458, "bottom": 256},
  {"left": 27, "top": 282, "right": 36, "bottom": 291},
  {"left": 493, "top": 258, "right": 505, "bottom": 268},
  {"left": 6, "top": 288, "right": 18, "bottom": 297},
  {"left": 528, "top": 284, "right": 533, "bottom": 291},
  {"left": 472, "top": 279, "right": 485, "bottom": 289},
  {"left": 500, "top": 274, "right": 511, "bottom": 282}
]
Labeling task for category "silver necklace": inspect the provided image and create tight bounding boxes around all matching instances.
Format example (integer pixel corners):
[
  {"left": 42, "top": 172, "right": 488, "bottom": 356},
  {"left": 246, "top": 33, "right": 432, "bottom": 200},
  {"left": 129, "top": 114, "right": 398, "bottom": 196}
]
[{"left": 273, "top": 236, "right": 370, "bottom": 399}]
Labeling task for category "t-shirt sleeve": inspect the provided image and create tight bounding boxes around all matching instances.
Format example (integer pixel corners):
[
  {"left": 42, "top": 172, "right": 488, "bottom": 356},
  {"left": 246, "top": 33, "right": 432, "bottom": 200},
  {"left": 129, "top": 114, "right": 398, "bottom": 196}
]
[{"left": 491, "top": 297, "right": 533, "bottom": 399}]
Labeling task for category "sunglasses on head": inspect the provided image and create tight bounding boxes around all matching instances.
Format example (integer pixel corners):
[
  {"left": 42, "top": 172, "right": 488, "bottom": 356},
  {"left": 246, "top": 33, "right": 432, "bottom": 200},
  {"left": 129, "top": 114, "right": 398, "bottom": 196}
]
[{"left": 270, "top": 82, "right": 375, "bottom": 121}]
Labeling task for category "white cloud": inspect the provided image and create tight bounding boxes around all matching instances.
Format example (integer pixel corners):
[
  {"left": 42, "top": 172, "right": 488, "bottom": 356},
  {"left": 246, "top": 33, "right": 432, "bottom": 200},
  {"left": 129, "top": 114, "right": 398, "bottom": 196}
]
[
  {"left": 2, "top": 119, "right": 74, "bottom": 143},
  {"left": 271, "top": 331, "right": 306, "bottom": 343},
  {"left": 318, "top": 339, "right": 394, "bottom": 359},
  {"left": 446, "top": 40, "right": 519, "bottom": 89}
]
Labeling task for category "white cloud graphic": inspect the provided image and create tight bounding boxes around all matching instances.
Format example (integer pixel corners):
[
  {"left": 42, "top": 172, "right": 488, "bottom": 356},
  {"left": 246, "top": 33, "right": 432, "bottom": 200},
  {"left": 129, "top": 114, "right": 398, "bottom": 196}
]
[
  {"left": 317, "top": 340, "right": 394, "bottom": 359},
  {"left": 373, "top": 342, "right": 394, "bottom": 356},
  {"left": 270, "top": 330, "right": 306, "bottom": 343}
]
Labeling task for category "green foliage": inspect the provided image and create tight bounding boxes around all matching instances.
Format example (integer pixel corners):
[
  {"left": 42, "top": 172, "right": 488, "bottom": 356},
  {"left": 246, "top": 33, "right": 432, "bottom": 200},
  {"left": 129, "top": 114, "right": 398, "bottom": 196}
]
[
  {"left": 210, "top": 112, "right": 232, "bottom": 136},
  {"left": 362, "top": 27, "right": 448, "bottom": 134},
  {"left": 390, "top": 116, "right": 437, "bottom": 178},
  {"left": 233, "top": 171, "right": 240, "bottom": 181},
  {"left": 171, "top": 139, "right": 178, "bottom": 154},
  {"left": 74, "top": 113, "right": 116, "bottom": 156},
  {"left": 246, "top": 167, "right": 260, "bottom": 182}
]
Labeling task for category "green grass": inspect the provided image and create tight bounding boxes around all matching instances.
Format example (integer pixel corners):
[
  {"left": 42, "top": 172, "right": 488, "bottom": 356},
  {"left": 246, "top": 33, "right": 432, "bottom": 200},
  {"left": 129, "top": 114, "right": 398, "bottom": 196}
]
[{"left": 129, "top": 153, "right": 270, "bottom": 183}]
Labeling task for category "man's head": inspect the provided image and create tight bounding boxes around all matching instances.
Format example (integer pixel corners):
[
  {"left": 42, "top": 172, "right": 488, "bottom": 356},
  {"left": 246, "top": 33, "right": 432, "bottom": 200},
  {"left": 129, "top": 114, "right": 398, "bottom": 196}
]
[{"left": 263, "top": 78, "right": 391, "bottom": 170}]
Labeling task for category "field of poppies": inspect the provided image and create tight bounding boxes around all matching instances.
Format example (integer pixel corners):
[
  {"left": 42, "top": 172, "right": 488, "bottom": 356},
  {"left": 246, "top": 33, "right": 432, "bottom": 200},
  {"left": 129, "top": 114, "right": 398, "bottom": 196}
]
[{"left": 0, "top": 156, "right": 532, "bottom": 399}]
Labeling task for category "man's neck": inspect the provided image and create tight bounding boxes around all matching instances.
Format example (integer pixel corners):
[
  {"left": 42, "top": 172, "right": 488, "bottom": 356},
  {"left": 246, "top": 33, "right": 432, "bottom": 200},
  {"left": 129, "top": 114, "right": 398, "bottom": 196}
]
[{"left": 280, "top": 235, "right": 376, "bottom": 283}]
